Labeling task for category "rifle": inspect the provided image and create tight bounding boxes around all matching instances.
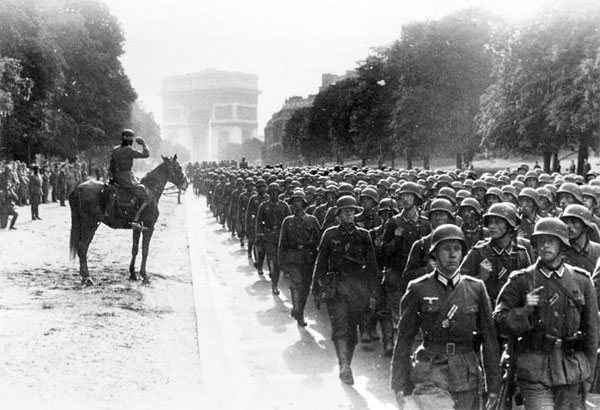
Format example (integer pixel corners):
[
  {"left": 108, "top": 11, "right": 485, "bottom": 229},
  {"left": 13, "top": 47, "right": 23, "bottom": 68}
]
[{"left": 495, "top": 337, "right": 518, "bottom": 410}]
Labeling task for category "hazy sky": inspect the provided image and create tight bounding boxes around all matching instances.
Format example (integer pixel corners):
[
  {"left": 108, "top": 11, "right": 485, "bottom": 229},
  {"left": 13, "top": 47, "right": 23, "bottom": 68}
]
[{"left": 103, "top": 0, "right": 546, "bottom": 136}]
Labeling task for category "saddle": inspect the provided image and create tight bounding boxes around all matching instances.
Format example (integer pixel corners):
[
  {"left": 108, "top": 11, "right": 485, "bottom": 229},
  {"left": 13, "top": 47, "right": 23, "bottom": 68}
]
[{"left": 100, "top": 181, "right": 141, "bottom": 228}]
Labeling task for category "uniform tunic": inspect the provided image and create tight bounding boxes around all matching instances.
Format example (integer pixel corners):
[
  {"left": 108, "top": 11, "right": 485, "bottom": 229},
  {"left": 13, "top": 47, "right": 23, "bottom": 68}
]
[
  {"left": 391, "top": 272, "right": 500, "bottom": 409},
  {"left": 494, "top": 261, "right": 599, "bottom": 408},
  {"left": 256, "top": 199, "right": 291, "bottom": 255},
  {"left": 279, "top": 211, "right": 321, "bottom": 291},
  {"left": 460, "top": 237, "right": 533, "bottom": 303},
  {"left": 312, "top": 223, "right": 379, "bottom": 340}
]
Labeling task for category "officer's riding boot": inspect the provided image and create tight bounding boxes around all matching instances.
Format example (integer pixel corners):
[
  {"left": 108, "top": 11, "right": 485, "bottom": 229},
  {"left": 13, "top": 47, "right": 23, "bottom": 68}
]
[
  {"left": 334, "top": 338, "right": 354, "bottom": 385},
  {"left": 131, "top": 201, "right": 148, "bottom": 231},
  {"left": 380, "top": 317, "right": 395, "bottom": 357}
]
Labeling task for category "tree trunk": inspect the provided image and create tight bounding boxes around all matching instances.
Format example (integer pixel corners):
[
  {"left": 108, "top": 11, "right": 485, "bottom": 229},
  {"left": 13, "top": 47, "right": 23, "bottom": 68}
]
[
  {"left": 456, "top": 152, "right": 463, "bottom": 170},
  {"left": 391, "top": 151, "right": 395, "bottom": 170},
  {"left": 542, "top": 151, "right": 552, "bottom": 173},
  {"left": 577, "top": 137, "right": 588, "bottom": 175},
  {"left": 552, "top": 151, "right": 560, "bottom": 173},
  {"left": 406, "top": 150, "right": 413, "bottom": 169},
  {"left": 361, "top": 158, "right": 367, "bottom": 167},
  {"left": 423, "top": 154, "right": 430, "bottom": 170}
]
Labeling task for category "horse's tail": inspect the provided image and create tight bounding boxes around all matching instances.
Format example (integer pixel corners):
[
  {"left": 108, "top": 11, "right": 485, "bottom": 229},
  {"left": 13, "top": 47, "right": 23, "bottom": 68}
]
[{"left": 69, "top": 187, "right": 81, "bottom": 259}]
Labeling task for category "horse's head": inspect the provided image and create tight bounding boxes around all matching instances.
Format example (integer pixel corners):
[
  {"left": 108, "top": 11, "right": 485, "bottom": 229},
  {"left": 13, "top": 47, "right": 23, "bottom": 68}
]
[{"left": 161, "top": 155, "right": 188, "bottom": 191}]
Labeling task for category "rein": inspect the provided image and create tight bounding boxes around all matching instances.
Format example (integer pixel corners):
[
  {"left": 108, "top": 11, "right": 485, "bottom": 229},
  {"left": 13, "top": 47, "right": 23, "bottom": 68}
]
[{"left": 140, "top": 161, "right": 183, "bottom": 197}]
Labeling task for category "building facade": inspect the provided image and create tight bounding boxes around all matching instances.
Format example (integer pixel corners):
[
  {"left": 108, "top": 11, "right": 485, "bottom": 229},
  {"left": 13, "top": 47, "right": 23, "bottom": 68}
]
[{"left": 161, "top": 69, "right": 260, "bottom": 162}]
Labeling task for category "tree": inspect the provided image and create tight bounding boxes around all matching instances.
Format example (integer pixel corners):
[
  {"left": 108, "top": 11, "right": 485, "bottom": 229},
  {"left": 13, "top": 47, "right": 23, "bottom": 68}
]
[
  {"left": 388, "top": 8, "right": 498, "bottom": 169},
  {"left": 478, "top": 0, "right": 600, "bottom": 172},
  {"left": 0, "top": 0, "right": 136, "bottom": 162}
]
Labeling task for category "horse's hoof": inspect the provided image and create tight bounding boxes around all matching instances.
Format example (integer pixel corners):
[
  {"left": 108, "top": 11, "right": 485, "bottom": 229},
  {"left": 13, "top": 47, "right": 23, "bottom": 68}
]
[
  {"left": 81, "top": 277, "right": 94, "bottom": 287},
  {"left": 129, "top": 274, "right": 138, "bottom": 281},
  {"left": 141, "top": 278, "right": 150, "bottom": 285}
]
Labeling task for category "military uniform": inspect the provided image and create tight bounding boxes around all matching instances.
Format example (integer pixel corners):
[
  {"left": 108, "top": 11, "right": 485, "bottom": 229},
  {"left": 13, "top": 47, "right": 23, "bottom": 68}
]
[
  {"left": 563, "top": 238, "right": 600, "bottom": 275},
  {"left": 518, "top": 214, "right": 541, "bottom": 241},
  {"left": 494, "top": 261, "right": 599, "bottom": 409},
  {"left": 312, "top": 221, "right": 379, "bottom": 383},
  {"left": 256, "top": 198, "right": 291, "bottom": 292},
  {"left": 279, "top": 209, "right": 321, "bottom": 324},
  {"left": 109, "top": 143, "right": 150, "bottom": 203},
  {"left": 391, "top": 272, "right": 500, "bottom": 410},
  {"left": 381, "top": 210, "right": 430, "bottom": 323},
  {"left": 460, "top": 237, "right": 533, "bottom": 303},
  {"left": 245, "top": 191, "right": 270, "bottom": 272},
  {"left": 237, "top": 188, "right": 254, "bottom": 249}
]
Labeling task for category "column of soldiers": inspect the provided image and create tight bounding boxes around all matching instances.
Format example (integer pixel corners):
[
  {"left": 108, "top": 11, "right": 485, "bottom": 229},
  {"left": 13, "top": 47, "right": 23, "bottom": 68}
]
[
  {"left": 190, "top": 161, "right": 600, "bottom": 410},
  {"left": 0, "top": 159, "right": 88, "bottom": 229}
]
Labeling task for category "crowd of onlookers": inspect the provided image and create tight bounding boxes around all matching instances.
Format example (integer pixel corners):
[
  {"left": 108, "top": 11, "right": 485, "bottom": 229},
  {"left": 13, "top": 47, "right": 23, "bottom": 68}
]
[{"left": 0, "top": 159, "right": 108, "bottom": 230}]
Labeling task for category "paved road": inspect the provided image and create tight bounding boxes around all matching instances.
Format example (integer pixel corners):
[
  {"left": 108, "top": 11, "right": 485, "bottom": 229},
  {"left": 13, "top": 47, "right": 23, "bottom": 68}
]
[{"left": 187, "top": 195, "right": 397, "bottom": 410}]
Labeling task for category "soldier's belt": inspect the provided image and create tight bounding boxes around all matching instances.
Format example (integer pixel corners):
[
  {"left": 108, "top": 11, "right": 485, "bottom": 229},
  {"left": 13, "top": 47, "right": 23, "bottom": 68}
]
[
  {"left": 521, "top": 334, "right": 582, "bottom": 353},
  {"left": 424, "top": 341, "right": 473, "bottom": 356}
]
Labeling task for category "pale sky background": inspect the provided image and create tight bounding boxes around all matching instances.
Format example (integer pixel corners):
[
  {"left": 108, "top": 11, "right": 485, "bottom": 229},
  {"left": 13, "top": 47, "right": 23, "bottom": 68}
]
[{"left": 103, "top": 0, "right": 547, "bottom": 138}]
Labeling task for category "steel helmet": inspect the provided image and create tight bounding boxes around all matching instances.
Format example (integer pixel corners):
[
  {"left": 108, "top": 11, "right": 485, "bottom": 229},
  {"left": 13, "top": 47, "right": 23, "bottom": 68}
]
[
  {"left": 305, "top": 185, "right": 316, "bottom": 195},
  {"left": 581, "top": 185, "right": 597, "bottom": 205},
  {"left": 428, "top": 198, "right": 456, "bottom": 221},
  {"left": 338, "top": 182, "right": 354, "bottom": 196},
  {"left": 472, "top": 180, "right": 487, "bottom": 191},
  {"left": 456, "top": 189, "right": 472, "bottom": 203},
  {"left": 377, "top": 198, "right": 395, "bottom": 212},
  {"left": 518, "top": 187, "right": 541, "bottom": 208},
  {"left": 483, "top": 176, "right": 499, "bottom": 188},
  {"left": 531, "top": 217, "right": 570, "bottom": 248},
  {"left": 397, "top": 182, "right": 423, "bottom": 203},
  {"left": 483, "top": 202, "right": 520, "bottom": 229},
  {"left": 268, "top": 182, "right": 281, "bottom": 192},
  {"left": 336, "top": 195, "right": 360, "bottom": 214},
  {"left": 359, "top": 187, "right": 379, "bottom": 203},
  {"left": 429, "top": 224, "right": 467, "bottom": 257},
  {"left": 524, "top": 170, "right": 539, "bottom": 181},
  {"left": 484, "top": 187, "right": 503, "bottom": 203},
  {"left": 458, "top": 197, "right": 483, "bottom": 216},
  {"left": 437, "top": 187, "right": 457, "bottom": 205},
  {"left": 121, "top": 129, "right": 135, "bottom": 141},
  {"left": 502, "top": 185, "right": 518, "bottom": 201},
  {"left": 256, "top": 178, "right": 267, "bottom": 188},
  {"left": 539, "top": 174, "right": 552, "bottom": 184},
  {"left": 290, "top": 189, "right": 308, "bottom": 205},
  {"left": 451, "top": 181, "right": 464, "bottom": 191},
  {"left": 536, "top": 187, "right": 554, "bottom": 204},
  {"left": 559, "top": 204, "right": 594, "bottom": 231},
  {"left": 557, "top": 182, "right": 583, "bottom": 204}
]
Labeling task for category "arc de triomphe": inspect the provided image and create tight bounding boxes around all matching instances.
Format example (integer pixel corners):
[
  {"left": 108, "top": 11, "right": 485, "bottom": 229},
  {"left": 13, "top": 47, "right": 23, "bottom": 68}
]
[{"left": 161, "top": 69, "right": 260, "bottom": 162}]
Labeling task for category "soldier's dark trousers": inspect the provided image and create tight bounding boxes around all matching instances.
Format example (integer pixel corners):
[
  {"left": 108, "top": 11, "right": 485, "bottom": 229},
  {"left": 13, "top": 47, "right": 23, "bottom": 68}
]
[
  {"left": 254, "top": 243, "right": 266, "bottom": 272},
  {"left": 518, "top": 380, "right": 584, "bottom": 410},
  {"left": 266, "top": 252, "right": 280, "bottom": 288},
  {"left": 1, "top": 210, "right": 18, "bottom": 228},
  {"left": 288, "top": 264, "right": 313, "bottom": 323},
  {"left": 51, "top": 185, "right": 57, "bottom": 202}
]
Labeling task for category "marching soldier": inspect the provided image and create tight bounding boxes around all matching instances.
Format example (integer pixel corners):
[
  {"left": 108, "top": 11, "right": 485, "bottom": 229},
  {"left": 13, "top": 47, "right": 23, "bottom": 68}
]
[
  {"left": 494, "top": 218, "right": 599, "bottom": 409},
  {"left": 391, "top": 224, "right": 500, "bottom": 410},
  {"left": 279, "top": 190, "right": 321, "bottom": 326},
  {"left": 245, "top": 179, "right": 269, "bottom": 273},
  {"left": 256, "top": 182, "right": 291, "bottom": 294},
  {"left": 559, "top": 204, "right": 600, "bottom": 274},
  {"left": 381, "top": 182, "right": 431, "bottom": 324},
  {"left": 459, "top": 202, "right": 533, "bottom": 304},
  {"left": 517, "top": 188, "right": 541, "bottom": 241},
  {"left": 237, "top": 178, "right": 255, "bottom": 250},
  {"left": 312, "top": 195, "right": 379, "bottom": 385}
]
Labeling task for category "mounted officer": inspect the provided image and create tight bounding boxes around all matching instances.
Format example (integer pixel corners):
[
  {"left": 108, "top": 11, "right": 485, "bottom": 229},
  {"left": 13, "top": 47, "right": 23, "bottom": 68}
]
[{"left": 106, "top": 129, "right": 150, "bottom": 230}]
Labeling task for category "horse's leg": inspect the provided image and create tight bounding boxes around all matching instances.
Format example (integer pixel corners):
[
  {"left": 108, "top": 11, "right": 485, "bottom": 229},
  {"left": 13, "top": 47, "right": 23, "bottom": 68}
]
[
  {"left": 139, "top": 227, "right": 155, "bottom": 284},
  {"left": 129, "top": 228, "right": 141, "bottom": 281},
  {"left": 78, "top": 222, "right": 99, "bottom": 286}
]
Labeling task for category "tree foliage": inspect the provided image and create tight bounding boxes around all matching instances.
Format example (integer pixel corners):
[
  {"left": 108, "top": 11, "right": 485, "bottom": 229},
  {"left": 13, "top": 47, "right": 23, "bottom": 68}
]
[{"left": 0, "top": 0, "right": 136, "bottom": 162}]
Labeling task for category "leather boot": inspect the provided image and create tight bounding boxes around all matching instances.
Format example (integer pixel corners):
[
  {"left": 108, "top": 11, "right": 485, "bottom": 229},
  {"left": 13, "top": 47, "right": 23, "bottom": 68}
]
[
  {"left": 292, "top": 288, "right": 307, "bottom": 327},
  {"left": 360, "top": 323, "right": 372, "bottom": 344},
  {"left": 348, "top": 327, "right": 358, "bottom": 365},
  {"left": 290, "top": 288, "right": 299, "bottom": 320},
  {"left": 381, "top": 317, "right": 395, "bottom": 357},
  {"left": 333, "top": 338, "right": 354, "bottom": 385},
  {"left": 368, "top": 317, "right": 380, "bottom": 342}
]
